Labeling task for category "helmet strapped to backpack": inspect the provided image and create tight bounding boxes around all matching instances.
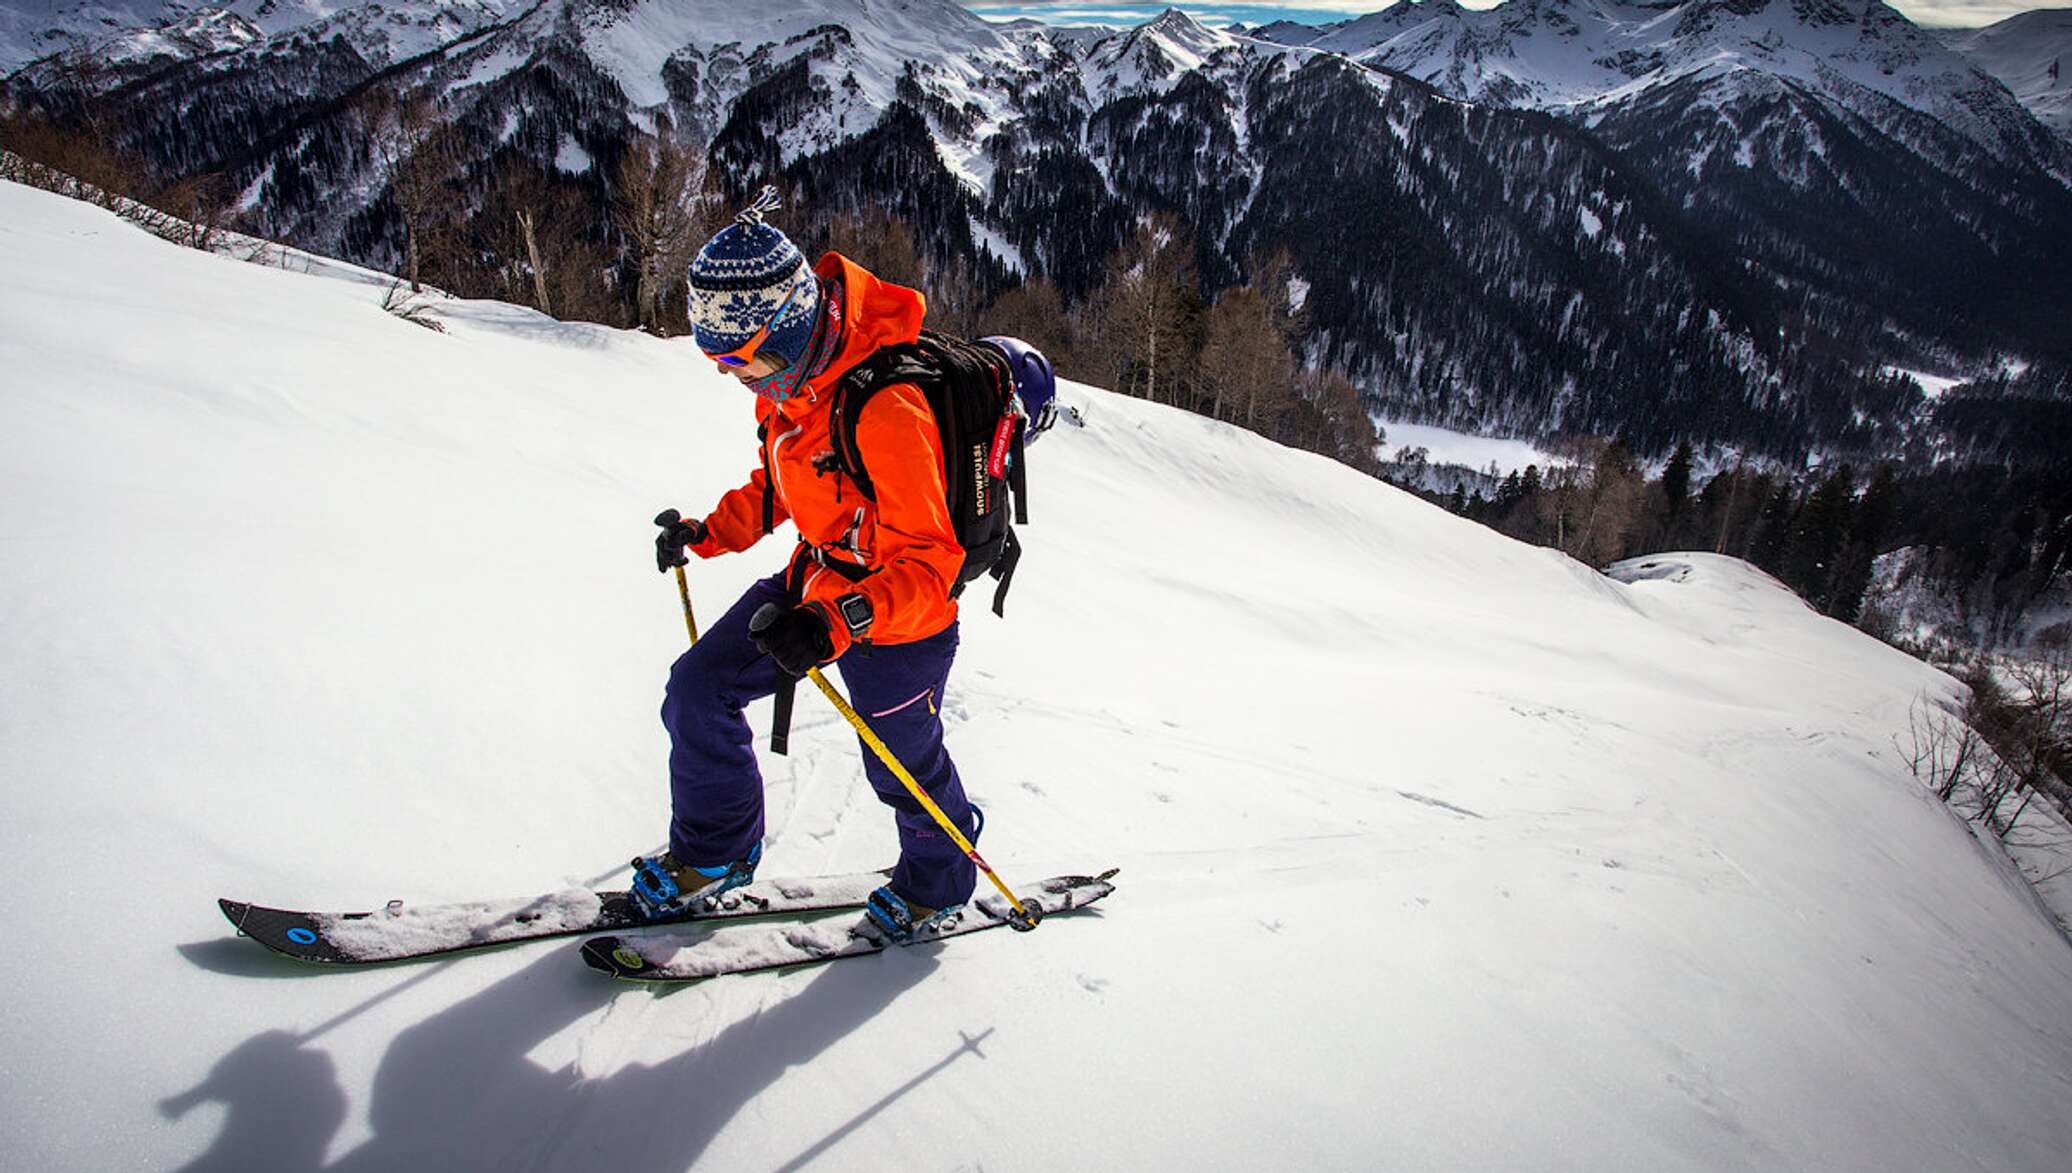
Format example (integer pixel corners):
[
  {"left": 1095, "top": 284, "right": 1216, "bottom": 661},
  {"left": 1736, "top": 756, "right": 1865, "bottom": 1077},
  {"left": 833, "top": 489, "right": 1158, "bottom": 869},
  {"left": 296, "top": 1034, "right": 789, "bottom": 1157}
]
[
  {"left": 981, "top": 335, "right": 1058, "bottom": 442},
  {"left": 827, "top": 331, "right": 1036, "bottom": 617}
]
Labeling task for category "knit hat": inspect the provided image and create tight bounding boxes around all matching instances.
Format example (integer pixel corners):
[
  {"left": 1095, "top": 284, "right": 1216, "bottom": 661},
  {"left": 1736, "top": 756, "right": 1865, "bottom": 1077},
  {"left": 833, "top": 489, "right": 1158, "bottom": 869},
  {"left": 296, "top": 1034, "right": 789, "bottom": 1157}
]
[{"left": 688, "top": 187, "right": 821, "bottom": 378}]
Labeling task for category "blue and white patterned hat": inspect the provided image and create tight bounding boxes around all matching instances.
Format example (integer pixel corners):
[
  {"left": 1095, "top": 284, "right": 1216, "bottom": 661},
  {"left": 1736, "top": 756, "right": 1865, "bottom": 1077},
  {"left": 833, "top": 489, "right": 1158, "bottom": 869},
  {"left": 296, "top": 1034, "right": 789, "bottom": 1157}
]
[{"left": 688, "top": 187, "right": 820, "bottom": 372}]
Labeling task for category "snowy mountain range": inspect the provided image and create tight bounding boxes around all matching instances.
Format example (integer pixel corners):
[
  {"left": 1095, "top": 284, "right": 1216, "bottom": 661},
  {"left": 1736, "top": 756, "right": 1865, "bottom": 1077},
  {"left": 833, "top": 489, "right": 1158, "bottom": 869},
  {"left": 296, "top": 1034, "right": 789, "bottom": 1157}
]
[
  {"left": 6, "top": 0, "right": 2070, "bottom": 457},
  {"left": 1940, "top": 7, "right": 2072, "bottom": 139},
  {"left": 1249, "top": 0, "right": 2067, "bottom": 170},
  {"left": 8, "top": 171, "right": 2072, "bottom": 1173}
]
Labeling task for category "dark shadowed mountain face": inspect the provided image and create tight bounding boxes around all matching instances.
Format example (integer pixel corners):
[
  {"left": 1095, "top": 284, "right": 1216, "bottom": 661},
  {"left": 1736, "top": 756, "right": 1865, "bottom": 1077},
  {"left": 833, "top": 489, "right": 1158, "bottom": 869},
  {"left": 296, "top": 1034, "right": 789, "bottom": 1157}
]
[{"left": 7, "top": 0, "right": 2070, "bottom": 458}]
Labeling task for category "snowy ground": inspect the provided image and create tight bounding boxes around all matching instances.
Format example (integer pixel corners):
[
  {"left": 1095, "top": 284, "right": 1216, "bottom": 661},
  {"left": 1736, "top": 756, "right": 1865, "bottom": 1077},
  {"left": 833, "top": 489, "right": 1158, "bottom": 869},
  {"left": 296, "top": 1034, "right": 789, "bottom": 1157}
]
[{"left": 5, "top": 179, "right": 2072, "bottom": 1171}]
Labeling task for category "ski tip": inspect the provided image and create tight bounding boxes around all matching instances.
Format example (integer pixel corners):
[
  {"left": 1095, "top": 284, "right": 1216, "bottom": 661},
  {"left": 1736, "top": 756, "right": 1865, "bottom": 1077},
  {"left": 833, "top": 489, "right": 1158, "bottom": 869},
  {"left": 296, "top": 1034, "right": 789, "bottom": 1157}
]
[{"left": 580, "top": 936, "right": 651, "bottom": 978}]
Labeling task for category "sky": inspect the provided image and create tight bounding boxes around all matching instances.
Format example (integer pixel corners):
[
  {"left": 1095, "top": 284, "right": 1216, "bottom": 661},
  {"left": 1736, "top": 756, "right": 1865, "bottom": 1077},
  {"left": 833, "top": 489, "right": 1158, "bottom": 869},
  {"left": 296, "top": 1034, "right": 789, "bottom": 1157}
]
[{"left": 964, "top": 0, "right": 2065, "bottom": 30}]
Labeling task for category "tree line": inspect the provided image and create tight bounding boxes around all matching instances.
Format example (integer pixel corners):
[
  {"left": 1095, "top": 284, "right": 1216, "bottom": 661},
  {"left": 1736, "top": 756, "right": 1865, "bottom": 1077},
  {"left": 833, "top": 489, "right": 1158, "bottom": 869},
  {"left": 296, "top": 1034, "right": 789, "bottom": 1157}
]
[
  {"left": 1412, "top": 378, "right": 2071, "bottom": 654},
  {"left": 3, "top": 99, "right": 1381, "bottom": 471}
]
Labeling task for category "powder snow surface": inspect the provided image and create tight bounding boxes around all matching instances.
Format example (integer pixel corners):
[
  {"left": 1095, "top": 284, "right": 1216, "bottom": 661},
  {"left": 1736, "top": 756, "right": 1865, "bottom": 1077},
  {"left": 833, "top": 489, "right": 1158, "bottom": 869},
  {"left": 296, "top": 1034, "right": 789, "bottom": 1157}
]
[{"left": 4, "top": 180, "right": 2072, "bottom": 1171}]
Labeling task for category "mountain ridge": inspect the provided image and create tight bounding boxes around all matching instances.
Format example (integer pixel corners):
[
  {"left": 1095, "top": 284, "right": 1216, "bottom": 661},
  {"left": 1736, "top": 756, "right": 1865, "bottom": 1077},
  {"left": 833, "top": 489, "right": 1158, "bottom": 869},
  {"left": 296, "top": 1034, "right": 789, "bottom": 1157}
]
[{"left": 8, "top": 0, "right": 2069, "bottom": 460}]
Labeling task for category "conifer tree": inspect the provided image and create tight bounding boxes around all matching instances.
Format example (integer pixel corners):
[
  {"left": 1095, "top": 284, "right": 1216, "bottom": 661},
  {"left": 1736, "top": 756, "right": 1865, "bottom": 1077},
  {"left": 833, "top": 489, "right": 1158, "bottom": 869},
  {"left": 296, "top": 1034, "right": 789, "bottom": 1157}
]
[
  {"left": 1786, "top": 465, "right": 1855, "bottom": 606},
  {"left": 1663, "top": 441, "right": 1693, "bottom": 516}
]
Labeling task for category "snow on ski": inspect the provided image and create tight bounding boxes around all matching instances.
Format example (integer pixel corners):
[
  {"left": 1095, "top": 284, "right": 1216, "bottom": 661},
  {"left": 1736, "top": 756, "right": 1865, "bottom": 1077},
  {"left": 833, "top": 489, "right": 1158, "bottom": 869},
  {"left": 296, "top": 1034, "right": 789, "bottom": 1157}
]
[
  {"left": 580, "top": 869, "right": 1119, "bottom": 982},
  {"left": 218, "top": 869, "right": 892, "bottom": 965}
]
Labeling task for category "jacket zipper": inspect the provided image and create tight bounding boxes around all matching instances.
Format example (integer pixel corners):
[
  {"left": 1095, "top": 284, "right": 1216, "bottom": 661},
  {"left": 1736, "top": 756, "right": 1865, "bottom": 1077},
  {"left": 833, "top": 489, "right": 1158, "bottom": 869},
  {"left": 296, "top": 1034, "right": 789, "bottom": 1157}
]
[{"left": 768, "top": 422, "right": 805, "bottom": 513}]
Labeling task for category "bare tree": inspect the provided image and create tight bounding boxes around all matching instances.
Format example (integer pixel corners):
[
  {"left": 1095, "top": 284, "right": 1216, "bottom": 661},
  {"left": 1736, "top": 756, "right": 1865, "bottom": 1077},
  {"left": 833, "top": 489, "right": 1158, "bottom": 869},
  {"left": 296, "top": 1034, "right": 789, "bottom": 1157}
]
[
  {"left": 156, "top": 171, "right": 234, "bottom": 251},
  {"left": 1570, "top": 440, "right": 1647, "bottom": 566},
  {"left": 479, "top": 160, "right": 558, "bottom": 314},
  {"left": 1531, "top": 465, "right": 1587, "bottom": 551},
  {"left": 1199, "top": 284, "right": 1294, "bottom": 430},
  {"left": 1977, "top": 654, "right": 2072, "bottom": 836},
  {"left": 1287, "top": 368, "right": 1380, "bottom": 472},
  {"left": 0, "top": 103, "right": 146, "bottom": 206},
  {"left": 825, "top": 205, "right": 925, "bottom": 291},
  {"left": 1900, "top": 692, "right": 1988, "bottom": 804},
  {"left": 1246, "top": 246, "right": 1308, "bottom": 355},
  {"left": 368, "top": 92, "right": 460, "bottom": 292},
  {"left": 612, "top": 125, "right": 708, "bottom": 334},
  {"left": 980, "top": 278, "right": 1074, "bottom": 373},
  {"left": 1089, "top": 212, "right": 1196, "bottom": 405}
]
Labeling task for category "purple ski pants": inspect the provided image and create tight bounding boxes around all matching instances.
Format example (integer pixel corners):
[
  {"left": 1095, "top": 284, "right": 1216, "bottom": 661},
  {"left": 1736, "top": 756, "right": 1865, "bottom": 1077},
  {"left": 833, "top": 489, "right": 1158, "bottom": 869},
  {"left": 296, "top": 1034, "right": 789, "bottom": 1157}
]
[{"left": 660, "top": 573, "right": 979, "bottom": 910}]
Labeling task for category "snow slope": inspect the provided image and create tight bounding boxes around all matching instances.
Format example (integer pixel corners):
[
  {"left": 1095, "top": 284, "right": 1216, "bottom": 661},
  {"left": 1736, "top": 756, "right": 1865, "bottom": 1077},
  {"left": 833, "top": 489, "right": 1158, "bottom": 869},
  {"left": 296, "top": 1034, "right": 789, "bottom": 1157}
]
[{"left": 5, "top": 179, "right": 2072, "bottom": 1171}]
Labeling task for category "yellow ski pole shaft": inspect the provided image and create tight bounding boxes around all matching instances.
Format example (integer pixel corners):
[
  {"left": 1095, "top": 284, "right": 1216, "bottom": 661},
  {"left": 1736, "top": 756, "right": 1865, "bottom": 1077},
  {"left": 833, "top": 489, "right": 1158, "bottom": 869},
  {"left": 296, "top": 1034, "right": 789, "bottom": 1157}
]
[
  {"left": 672, "top": 564, "right": 700, "bottom": 644},
  {"left": 805, "top": 665, "right": 1037, "bottom": 930}
]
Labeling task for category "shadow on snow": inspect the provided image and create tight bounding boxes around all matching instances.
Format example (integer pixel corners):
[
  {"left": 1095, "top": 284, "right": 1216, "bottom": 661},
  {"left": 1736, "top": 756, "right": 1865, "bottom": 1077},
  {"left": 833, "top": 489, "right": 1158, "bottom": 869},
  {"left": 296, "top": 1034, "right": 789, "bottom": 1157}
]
[{"left": 163, "top": 943, "right": 967, "bottom": 1171}]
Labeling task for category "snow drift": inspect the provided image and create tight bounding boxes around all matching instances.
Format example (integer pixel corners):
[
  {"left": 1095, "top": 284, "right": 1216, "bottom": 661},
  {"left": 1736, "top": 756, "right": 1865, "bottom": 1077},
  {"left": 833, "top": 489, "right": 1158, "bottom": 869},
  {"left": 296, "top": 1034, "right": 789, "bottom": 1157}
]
[{"left": 4, "top": 179, "right": 2071, "bottom": 1171}]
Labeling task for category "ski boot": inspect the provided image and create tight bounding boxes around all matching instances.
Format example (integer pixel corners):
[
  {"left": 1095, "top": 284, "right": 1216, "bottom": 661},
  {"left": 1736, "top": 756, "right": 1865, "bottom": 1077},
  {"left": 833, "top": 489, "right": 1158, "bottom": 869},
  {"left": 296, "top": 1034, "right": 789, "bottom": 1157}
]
[
  {"left": 626, "top": 843, "right": 761, "bottom": 922},
  {"left": 863, "top": 886, "right": 965, "bottom": 944},
  {"left": 864, "top": 805, "right": 982, "bottom": 944}
]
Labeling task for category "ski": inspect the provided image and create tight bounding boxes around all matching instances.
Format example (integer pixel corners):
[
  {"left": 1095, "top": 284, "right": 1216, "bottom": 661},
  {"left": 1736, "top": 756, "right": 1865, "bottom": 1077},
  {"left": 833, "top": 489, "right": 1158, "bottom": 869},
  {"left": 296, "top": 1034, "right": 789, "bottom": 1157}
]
[
  {"left": 218, "top": 868, "right": 893, "bottom": 966},
  {"left": 579, "top": 869, "right": 1118, "bottom": 982}
]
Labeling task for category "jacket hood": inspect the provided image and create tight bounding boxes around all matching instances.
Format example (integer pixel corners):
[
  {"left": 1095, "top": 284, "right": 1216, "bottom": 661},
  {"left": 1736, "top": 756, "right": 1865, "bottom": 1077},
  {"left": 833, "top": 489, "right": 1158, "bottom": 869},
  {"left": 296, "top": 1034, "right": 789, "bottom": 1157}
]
[{"left": 768, "top": 252, "right": 927, "bottom": 420}]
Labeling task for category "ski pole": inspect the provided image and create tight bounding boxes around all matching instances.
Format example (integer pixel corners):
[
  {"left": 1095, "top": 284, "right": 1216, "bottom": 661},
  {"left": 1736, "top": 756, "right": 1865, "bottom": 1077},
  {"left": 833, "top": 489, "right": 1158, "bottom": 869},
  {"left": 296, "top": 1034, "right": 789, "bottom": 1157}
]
[
  {"left": 672, "top": 564, "right": 700, "bottom": 644},
  {"left": 803, "top": 664, "right": 1037, "bottom": 930}
]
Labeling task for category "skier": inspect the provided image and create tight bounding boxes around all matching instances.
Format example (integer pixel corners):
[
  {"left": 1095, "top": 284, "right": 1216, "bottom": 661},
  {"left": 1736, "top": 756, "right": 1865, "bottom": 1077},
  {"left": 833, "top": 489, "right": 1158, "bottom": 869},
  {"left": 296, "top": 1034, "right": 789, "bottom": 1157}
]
[{"left": 642, "top": 189, "right": 1019, "bottom": 942}]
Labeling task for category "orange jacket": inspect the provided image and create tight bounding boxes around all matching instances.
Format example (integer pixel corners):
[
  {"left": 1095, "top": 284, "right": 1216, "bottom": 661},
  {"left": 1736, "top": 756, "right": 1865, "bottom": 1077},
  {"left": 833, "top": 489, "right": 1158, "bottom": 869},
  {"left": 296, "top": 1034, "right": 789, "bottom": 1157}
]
[{"left": 688, "top": 252, "right": 961, "bottom": 657}]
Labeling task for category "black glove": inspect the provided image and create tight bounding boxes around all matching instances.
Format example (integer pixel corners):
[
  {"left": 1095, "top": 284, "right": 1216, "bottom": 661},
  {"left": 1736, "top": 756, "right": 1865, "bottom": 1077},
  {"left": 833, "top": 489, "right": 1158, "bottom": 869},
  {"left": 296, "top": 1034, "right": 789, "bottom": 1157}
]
[
  {"left": 749, "top": 603, "right": 835, "bottom": 677},
  {"left": 654, "top": 509, "right": 707, "bottom": 572}
]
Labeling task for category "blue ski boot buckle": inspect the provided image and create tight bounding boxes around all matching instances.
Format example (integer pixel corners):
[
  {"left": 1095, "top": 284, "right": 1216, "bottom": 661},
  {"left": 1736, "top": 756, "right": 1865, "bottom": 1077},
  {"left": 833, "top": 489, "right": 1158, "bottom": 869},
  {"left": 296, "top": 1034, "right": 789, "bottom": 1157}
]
[
  {"left": 627, "top": 856, "right": 684, "bottom": 920},
  {"left": 628, "top": 846, "right": 762, "bottom": 921}
]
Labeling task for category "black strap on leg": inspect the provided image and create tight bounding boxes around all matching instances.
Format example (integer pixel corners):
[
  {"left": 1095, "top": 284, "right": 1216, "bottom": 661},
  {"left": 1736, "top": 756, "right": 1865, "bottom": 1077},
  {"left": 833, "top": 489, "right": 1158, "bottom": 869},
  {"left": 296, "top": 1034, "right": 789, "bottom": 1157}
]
[
  {"left": 769, "top": 552, "right": 807, "bottom": 756},
  {"left": 990, "top": 527, "right": 1022, "bottom": 618}
]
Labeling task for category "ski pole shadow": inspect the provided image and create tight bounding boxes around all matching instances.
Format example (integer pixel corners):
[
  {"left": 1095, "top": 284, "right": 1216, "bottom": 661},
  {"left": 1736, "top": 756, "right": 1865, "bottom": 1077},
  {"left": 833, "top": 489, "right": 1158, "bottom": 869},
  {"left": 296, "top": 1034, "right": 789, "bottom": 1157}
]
[{"left": 770, "top": 1027, "right": 996, "bottom": 1173}]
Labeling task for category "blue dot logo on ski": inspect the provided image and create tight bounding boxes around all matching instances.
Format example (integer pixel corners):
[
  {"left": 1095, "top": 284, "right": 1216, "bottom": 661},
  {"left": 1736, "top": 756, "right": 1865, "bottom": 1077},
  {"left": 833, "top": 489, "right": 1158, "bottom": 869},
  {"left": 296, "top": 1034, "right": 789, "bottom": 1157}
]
[{"left": 286, "top": 927, "right": 319, "bottom": 945}]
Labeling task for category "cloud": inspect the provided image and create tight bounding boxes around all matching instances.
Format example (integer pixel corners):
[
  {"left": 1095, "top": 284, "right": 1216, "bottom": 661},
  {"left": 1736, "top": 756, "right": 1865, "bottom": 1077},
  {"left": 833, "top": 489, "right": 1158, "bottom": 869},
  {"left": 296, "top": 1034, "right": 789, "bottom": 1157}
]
[{"left": 1892, "top": 0, "right": 2052, "bottom": 26}]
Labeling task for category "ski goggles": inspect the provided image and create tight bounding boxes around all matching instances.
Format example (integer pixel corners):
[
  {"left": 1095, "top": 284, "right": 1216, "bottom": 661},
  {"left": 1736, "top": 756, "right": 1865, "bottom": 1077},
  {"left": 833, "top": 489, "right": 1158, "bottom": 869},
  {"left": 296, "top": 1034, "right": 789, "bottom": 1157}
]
[{"left": 703, "top": 279, "right": 803, "bottom": 373}]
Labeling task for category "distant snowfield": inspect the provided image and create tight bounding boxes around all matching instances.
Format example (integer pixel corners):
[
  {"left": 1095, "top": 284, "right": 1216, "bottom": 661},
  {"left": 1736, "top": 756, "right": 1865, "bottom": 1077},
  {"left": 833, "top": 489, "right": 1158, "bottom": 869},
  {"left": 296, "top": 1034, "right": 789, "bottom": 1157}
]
[
  {"left": 1379, "top": 418, "right": 1565, "bottom": 475},
  {"left": 1883, "top": 366, "right": 1968, "bottom": 398},
  {"left": 5, "top": 180, "right": 2072, "bottom": 1172}
]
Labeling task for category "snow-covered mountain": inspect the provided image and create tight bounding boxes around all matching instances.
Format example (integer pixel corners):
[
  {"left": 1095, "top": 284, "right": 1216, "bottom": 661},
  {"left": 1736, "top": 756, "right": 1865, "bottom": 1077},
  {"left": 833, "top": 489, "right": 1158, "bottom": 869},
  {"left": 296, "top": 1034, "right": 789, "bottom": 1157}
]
[
  {"left": 1248, "top": 0, "right": 2066, "bottom": 174},
  {"left": 9, "top": 173, "right": 2072, "bottom": 1173},
  {"left": 8, "top": 0, "right": 2071, "bottom": 459},
  {"left": 1942, "top": 7, "right": 2072, "bottom": 140},
  {"left": 0, "top": 0, "right": 525, "bottom": 71}
]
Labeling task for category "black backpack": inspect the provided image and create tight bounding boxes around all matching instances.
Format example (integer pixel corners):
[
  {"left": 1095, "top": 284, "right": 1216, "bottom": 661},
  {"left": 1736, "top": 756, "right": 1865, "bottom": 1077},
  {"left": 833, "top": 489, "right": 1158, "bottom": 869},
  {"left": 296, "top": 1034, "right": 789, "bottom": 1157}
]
[{"left": 827, "top": 330, "right": 1029, "bottom": 617}]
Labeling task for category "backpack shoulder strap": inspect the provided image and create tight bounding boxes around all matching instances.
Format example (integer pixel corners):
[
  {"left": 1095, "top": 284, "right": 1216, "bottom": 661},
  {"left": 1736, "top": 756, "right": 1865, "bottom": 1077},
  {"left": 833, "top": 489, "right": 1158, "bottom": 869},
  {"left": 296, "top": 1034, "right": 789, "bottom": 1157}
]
[
  {"left": 756, "top": 418, "right": 776, "bottom": 535},
  {"left": 829, "top": 340, "right": 940, "bottom": 500}
]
